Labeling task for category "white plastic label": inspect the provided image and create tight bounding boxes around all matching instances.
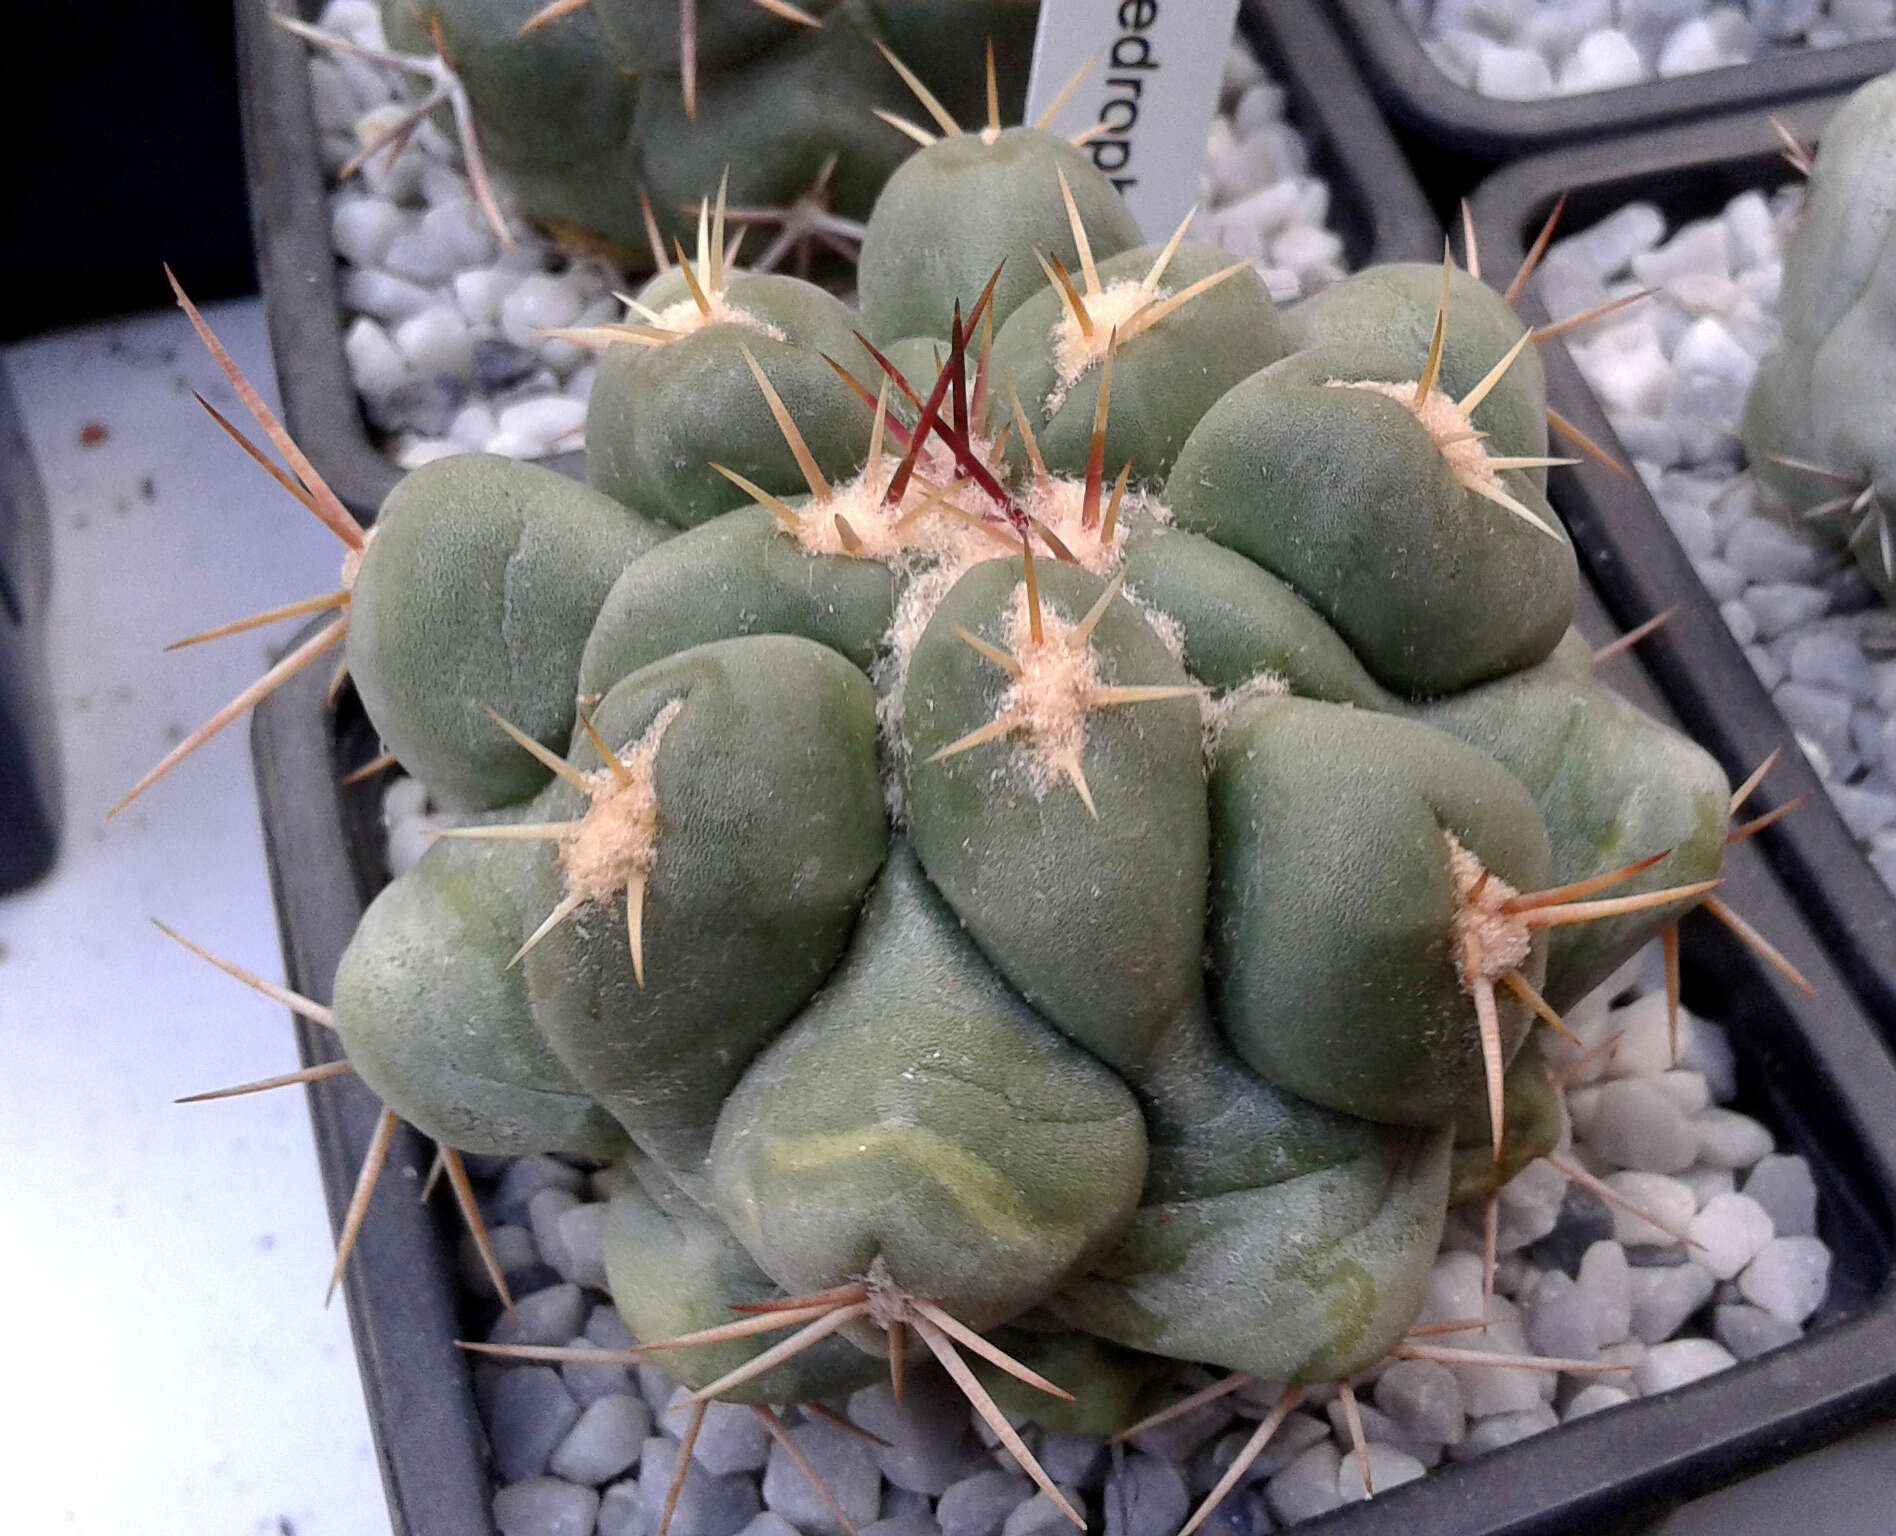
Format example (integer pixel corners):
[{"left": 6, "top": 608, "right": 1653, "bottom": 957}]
[{"left": 1023, "top": 0, "right": 1242, "bottom": 240}]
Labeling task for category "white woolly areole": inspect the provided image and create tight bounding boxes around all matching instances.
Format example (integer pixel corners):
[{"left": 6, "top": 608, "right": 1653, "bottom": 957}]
[
  {"left": 560, "top": 698, "right": 683, "bottom": 905},
  {"left": 990, "top": 582, "right": 1105, "bottom": 797},
  {"left": 650, "top": 293, "right": 785, "bottom": 345},
  {"left": 1051, "top": 277, "right": 1160, "bottom": 392},
  {"left": 1333, "top": 378, "right": 1510, "bottom": 500},
  {"left": 1445, "top": 829, "right": 1532, "bottom": 989},
  {"left": 872, "top": 484, "right": 1144, "bottom": 811}
]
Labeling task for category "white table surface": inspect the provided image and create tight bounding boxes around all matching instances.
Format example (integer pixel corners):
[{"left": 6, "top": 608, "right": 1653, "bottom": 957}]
[
  {"left": 1, "top": 298, "right": 387, "bottom": 1536},
  {"left": 3, "top": 296, "right": 1891, "bottom": 1536}
]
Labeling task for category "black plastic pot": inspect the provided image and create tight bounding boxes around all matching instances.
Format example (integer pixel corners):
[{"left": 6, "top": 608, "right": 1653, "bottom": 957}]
[
  {"left": 235, "top": 0, "right": 1437, "bottom": 523},
  {"left": 1467, "top": 96, "right": 1896, "bottom": 1053},
  {"left": 0, "top": 361, "right": 62, "bottom": 893},
  {"left": 250, "top": 571, "right": 1896, "bottom": 1535},
  {"left": 1331, "top": 0, "right": 1896, "bottom": 205}
]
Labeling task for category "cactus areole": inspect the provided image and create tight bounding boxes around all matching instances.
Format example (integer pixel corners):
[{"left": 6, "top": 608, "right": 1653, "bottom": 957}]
[{"left": 139, "top": 101, "right": 1748, "bottom": 1526}]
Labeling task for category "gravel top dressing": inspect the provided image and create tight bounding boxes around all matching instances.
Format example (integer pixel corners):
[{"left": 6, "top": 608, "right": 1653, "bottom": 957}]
[
  {"left": 1396, "top": 0, "right": 1896, "bottom": 100},
  {"left": 301, "top": 2, "right": 1347, "bottom": 474}
]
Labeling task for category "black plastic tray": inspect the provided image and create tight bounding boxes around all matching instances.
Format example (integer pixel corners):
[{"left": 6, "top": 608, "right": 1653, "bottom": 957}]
[
  {"left": 1467, "top": 97, "right": 1896, "bottom": 1053},
  {"left": 1331, "top": 0, "right": 1896, "bottom": 203},
  {"left": 251, "top": 567, "right": 1896, "bottom": 1536},
  {"left": 234, "top": 0, "right": 1437, "bottom": 523},
  {"left": 0, "top": 359, "right": 62, "bottom": 892}
]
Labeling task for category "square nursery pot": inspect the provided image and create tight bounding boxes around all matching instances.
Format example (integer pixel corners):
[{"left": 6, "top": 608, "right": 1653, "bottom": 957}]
[
  {"left": 1329, "top": 0, "right": 1896, "bottom": 205},
  {"left": 234, "top": 0, "right": 1436, "bottom": 523},
  {"left": 0, "top": 360, "right": 63, "bottom": 893},
  {"left": 1466, "top": 95, "right": 1896, "bottom": 1047},
  {"left": 249, "top": 566, "right": 1896, "bottom": 1536}
]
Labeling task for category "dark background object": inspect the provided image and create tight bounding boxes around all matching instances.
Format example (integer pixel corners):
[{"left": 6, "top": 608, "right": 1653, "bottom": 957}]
[
  {"left": 0, "top": 363, "right": 63, "bottom": 892},
  {"left": 1330, "top": 0, "right": 1896, "bottom": 211},
  {"left": 236, "top": 0, "right": 1440, "bottom": 521},
  {"left": 0, "top": 0, "right": 256, "bottom": 341},
  {"left": 1469, "top": 96, "right": 1896, "bottom": 1047}
]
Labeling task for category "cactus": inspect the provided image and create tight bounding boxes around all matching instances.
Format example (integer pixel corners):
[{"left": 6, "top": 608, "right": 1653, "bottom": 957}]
[
  {"left": 288, "top": 0, "right": 1039, "bottom": 267},
  {"left": 1742, "top": 71, "right": 1896, "bottom": 594},
  {"left": 138, "top": 101, "right": 1795, "bottom": 1530}
]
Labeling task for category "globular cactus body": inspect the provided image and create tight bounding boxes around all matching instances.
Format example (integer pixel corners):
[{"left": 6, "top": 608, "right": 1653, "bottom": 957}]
[
  {"left": 373, "top": 0, "right": 1039, "bottom": 264},
  {"left": 150, "top": 105, "right": 1746, "bottom": 1510},
  {"left": 1743, "top": 70, "right": 1896, "bottom": 592}
]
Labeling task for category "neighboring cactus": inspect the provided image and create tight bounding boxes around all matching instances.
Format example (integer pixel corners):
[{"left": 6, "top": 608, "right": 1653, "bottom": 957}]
[
  {"left": 1742, "top": 70, "right": 1896, "bottom": 595},
  {"left": 287, "top": 0, "right": 1039, "bottom": 267},
  {"left": 139, "top": 105, "right": 1787, "bottom": 1531}
]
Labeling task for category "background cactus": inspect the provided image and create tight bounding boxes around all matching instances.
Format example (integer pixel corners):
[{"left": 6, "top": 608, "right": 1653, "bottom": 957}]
[
  {"left": 139, "top": 111, "right": 1752, "bottom": 1527},
  {"left": 337, "top": 0, "right": 1041, "bottom": 266},
  {"left": 1742, "top": 68, "right": 1896, "bottom": 596}
]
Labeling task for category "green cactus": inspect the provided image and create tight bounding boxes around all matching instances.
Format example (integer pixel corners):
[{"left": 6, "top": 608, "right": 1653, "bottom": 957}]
[
  {"left": 143, "top": 110, "right": 1751, "bottom": 1528},
  {"left": 1742, "top": 70, "right": 1896, "bottom": 594},
  {"left": 341, "top": 0, "right": 1041, "bottom": 266}
]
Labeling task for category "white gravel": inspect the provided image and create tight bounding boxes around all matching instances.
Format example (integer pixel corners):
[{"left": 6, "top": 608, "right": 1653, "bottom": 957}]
[{"left": 1396, "top": 0, "right": 1896, "bottom": 99}]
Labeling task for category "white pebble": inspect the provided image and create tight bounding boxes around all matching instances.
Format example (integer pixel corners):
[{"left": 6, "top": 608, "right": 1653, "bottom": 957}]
[
  {"left": 1653, "top": 1070, "right": 1711, "bottom": 1116},
  {"left": 1656, "top": 17, "right": 1731, "bottom": 74},
  {"left": 383, "top": 229, "right": 463, "bottom": 288},
  {"left": 1335, "top": 1443, "right": 1425, "bottom": 1502},
  {"left": 1572, "top": 322, "right": 1672, "bottom": 416},
  {"left": 307, "top": 57, "right": 360, "bottom": 136},
  {"left": 1788, "top": 629, "right": 1877, "bottom": 702},
  {"left": 1451, "top": 1319, "right": 1547, "bottom": 1417},
  {"left": 331, "top": 197, "right": 406, "bottom": 269},
  {"left": 1713, "top": 1302, "right": 1802, "bottom": 1360},
  {"left": 1725, "top": 517, "right": 1824, "bottom": 585},
  {"left": 1557, "top": 29, "right": 1645, "bottom": 92},
  {"left": 394, "top": 436, "right": 462, "bottom": 470},
  {"left": 342, "top": 266, "right": 435, "bottom": 323},
  {"left": 1601, "top": 993, "right": 1694, "bottom": 1079},
  {"left": 1271, "top": 226, "right": 1346, "bottom": 284},
  {"left": 1738, "top": 1235, "right": 1831, "bottom": 1323},
  {"left": 1419, "top": 1251, "right": 1488, "bottom": 1326},
  {"left": 1266, "top": 1443, "right": 1344, "bottom": 1525},
  {"left": 1583, "top": 1079, "right": 1699, "bottom": 1173},
  {"left": 497, "top": 396, "right": 588, "bottom": 456},
  {"left": 343, "top": 315, "right": 411, "bottom": 399},
  {"left": 1745, "top": 582, "right": 1829, "bottom": 640},
  {"left": 1475, "top": 43, "right": 1555, "bottom": 99},
  {"left": 1564, "top": 1383, "right": 1632, "bottom": 1420},
  {"left": 1604, "top": 1172, "right": 1697, "bottom": 1246},
  {"left": 501, "top": 274, "right": 585, "bottom": 349},
  {"left": 1634, "top": 1337, "right": 1736, "bottom": 1392},
  {"left": 394, "top": 305, "right": 476, "bottom": 379},
  {"left": 1629, "top": 1260, "right": 1716, "bottom": 1343},
  {"left": 317, "top": 0, "right": 381, "bottom": 41},
  {"left": 1495, "top": 1158, "right": 1569, "bottom": 1251},
  {"left": 454, "top": 268, "right": 523, "bottom": 330},
  {"left": 450, "top": 403, "right": 500, "bottom": 451},
  {"left": 1451, "top": 1404, "right": 1559, "bottom": 1460},
  {"left": 1571, "top": 204, "right": 1668, "bottom": 277},
  {"left": 1633, "top": 221, "right": 1732, "bottom": 289},
  {"left": 1576, "top": 1240, "right": 1633, "bottom": 1344},
  {"left": 1688, "top": 1192, "right": 1776, "bottom": 1280},
  {"left": 1743, "top": 1155, "right": 1818, "bottom": 1236},
  {"left": 1677, "top": 1164, "right": 1736, "bottom": 1208},
  {"left": 1692, "top": 1107, "right": 1774, "bottom": 1169},
  {"left": 421, "top": 199, "right": 499, "bottom": 268}
]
